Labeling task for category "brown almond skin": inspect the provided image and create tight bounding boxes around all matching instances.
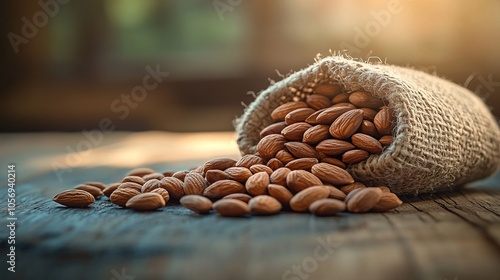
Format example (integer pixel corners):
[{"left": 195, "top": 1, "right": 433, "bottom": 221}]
[
  {"left": 379, "top": 135, "right": 393, "bottom": 146},
  {"left": 270, "top": 167, "right": 291, "bottom": 186},
  {"left": 122, "top": 176, "right": 146, "bottom": 185},
  {"left": 346, "top": 188, "right": 383, "bottom": 213},
  {"left": 126, "top": 192, "right": 165, "bottom": 211},
  {"left": 344, "top": 187, "right": 365, "bottom": 202},
  {"left": 267, "top": 158, "right": 284, "bottom": 170},
  {"left": 249, "top": 195, "right": 282, "bottom": 215},
  {"left": 309, "top": 199, "right": 346, "bottom": 216},
  {"left": 150, "top": 188, "right": 170, "bottom": 203},
  {"left": 235, "top": 154, "right": 265, "bottom": 168},
  {"left": 332, "top": 102, "right": 356, "bottom": 109},
  {"left": 285, "top": 142, "right": 318, "bottom": 158},
  {"left": 320, "top": 158, "right": 346, "bottom": 169},
  {"left": 142, "top": 172, "right": 165, "bottom": 181},
  {"left": 53, "top": 189, "right": 95, "bottom": 208},
  {"left": 245, "top": 172, "right": 270, "bottom": 196},
  {"left": 257, "top": 134, "right": 287, "bottom": 159},
  {"left": 316, "top": 139, "right": 355, "bottom": 156},
  {"left": 117, "top": 182, "right": 143, "bottom": 192},
  {"left": 348, "top": 91, "right": 384, "bottom": 109},
  {"left": 340, "top": 182, "right": 366, "bottom": 195},
  {"left": 285, "top": 108, "right": 317, "bottom": 124},
  {"left": 203, "top": 180, "right": 246, "bottom": 199},
  {"left": 286, "top": 170, "right": 323, "bottom": 193},
  {"left": 303, "top": 125, "right": 330, "bottom": 145},
  {"left": 314, "top": 83, "right": 343, "bottom": 98},
  {"left": 160, "top": 177, "right": 185, "bottom": 200},
  {"left": 290, "top": 186, "right": 330, "bottom": 212},
  {"left": 141, "top": 179, "right": 162, "bottom": 193},
  {"left": 267, "top": 184, "right": 293, "bottom": 207},
  {"left": 306, "top": 94, "right": 331, "bottom": 110},
  {"left": 374, "top": 107, "right": 395, "bottom": 135},
  {"left": 281, "top": 122, "right": 312, "bottom": 141},
  {"left": 275, "top": 150, "right": 295, "bottom": 164},
  {"left": 183, "top": 172, "right": 208, "bottom": 195},
  {"left": 222, "top": 193, "right": 252, "bottom": 203},
  {"left": 249, "top": 164, "right": 273, "bottom": 175},
  {"left": 342, "top": 149, "right": 369, "bottom": 164},
  {"left": 329, "top": 109, "right": 364, "bottom": 139},
  {"left": 202, "top": 157, "right": 237, "bottom": 174},
  {"left": 172, "top": 170, "right": 189, "bottom": 181},
  {"left": 103, "top": 182, "right": 121, "bottom": 197},
  {"left": 84, "top": 182, "right": 107, "bottom": 190},
  {"left": 110, "top": 187, "right": 141, "bottom": 207},
  {"left": 162, "top": 171, "right": 175, "bottom": 177},
  {"left": 74, "top": 184, "right": 103, "bottom": 198},
  {"left": 271, "top": 101, "right": 308, "bottom": 121},
  {"left": 180, "top": 195, "right": 213, "bottom": 214},
  {"left": 260, "top": 121, "right": 288, "bottom": 138},
  {"left": 332, "top": 92, "right": 350, "bottom": 104},
  {"left": 359, "top": 120, "right": 381, "bottom": 139},
  {"left": 316, "top": 106, "right": 353, "bottom": 124},
  {"left": 371, "top": 192, "right": 403, "bottom": 212},
  {"left": 224, "top": 167, "right": 253, "bottom": 183},
  {"left": 311, "top": 163, "right": 355, "bottom": 186},
  {"left": 351, "top": 133, "right": 383, "bottom": 154},
  {"left": 325, "top": 186, "right": 347, "bottom": 200},
  {"left": 305, "top": 109, "right": 326, "bottom": 124},
  {"left": 126, "top": 167, "right": 155, "bottom": 177},
  {"left": 285, "top": 158, "right": 318, "bottom": 171},
  {"left": 205, "top": 169, "right": 230, "bottom": 183},
  {"left": 360, "top": 107, "right": 378, "bottom": 121},
  {"left": 213, "top": 199, "right": 250, "bottom": 217}
]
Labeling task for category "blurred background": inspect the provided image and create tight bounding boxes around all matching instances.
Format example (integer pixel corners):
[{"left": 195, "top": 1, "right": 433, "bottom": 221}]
[{"left": 1, "top": 0, "right": 500, "bottom": 133}]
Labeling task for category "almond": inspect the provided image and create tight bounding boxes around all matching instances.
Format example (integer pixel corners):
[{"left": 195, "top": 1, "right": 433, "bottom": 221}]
[
  {"left": 260, "top": 121, "right": 288, "bottom": 138},
  {"left": 311, "top": 163, "right": 354, "bottom": 185},
  {"left": 249, "top": 164, "right": 273, "bottom": 175},
  {"left": 142, "top": 172, "right": 165, "bottom": 181},
  {"left": 122, "top": 176, "right": 145, "bottom": 185},
  {"left": 306, "top": 94, "right": 331, "bottom": 110},
  {"left": 379, "top": 135, "right": 393, "bottom": 146},
  {"left": 331, "top": 92, "right": 350, "bottom": 104},
  {"left": 183, "top": 172, "right": 208, "bottom": 195},
  {"left": 346, "top": 188, "right": 382, "bottom": 213},
  {"left": 360, "top": 107, "right": 378, "bottom": 121},
  {"left": 289, "top": 186, "right": 330, "bottom": 212},
  {"left": 342, "top": 149, "right": 369, "bottom": 164},
  {"left": 316, "top": 106, "right": 353, "bottom": 124},
  {"left": 141, "top": 179, "right": 162, "bottom": 193},
  {"left": 331, "top": 102, "right": 356, "bottom": 109},
  {"left": 74, "top": 184, "right": 103, "bottom": 198},
  {"left": 359, "top": 120, "right": 380, "bottom": 138},
  {"left": 249, "top": 195, "right": 282, "bottom": 215},
  {"left": 224, "top": 167, "right": 253, "bottom": 183},
  {"left": 344, "top": 187, "right": 365, "bottom": 202},
  {"left": 103, "top": 182, "right": 121, "bottom": 197},
  {"left": 245, "top": 172, "right": 270, "bottom": 196},
  {"left": 285, "top": 108, "right": 317, "bottom": 124},
  {"left": 325, "top": 186, "right": 347, "bottom": 200},
  {"left": 84, "top": 182, "right": 107, "bottom": 190},
  {"left": 267, "top": 184, "right": 293, "bottom": 207},
  {"left": 267, "top": 158, "right": 284, "bottom": 170},
  {"left": 213, "top": 199, "right": 250, "bottom": 217},
  {"left": 305, "top": 109, "right": 326, "bottom": 124},
  {"left": 286, "top": 170, "right": 323, "bottom": 193},
  {"left": 351, "top": 133, "right": 383, "bottom": 154},
  {"left": 281, "top": 122, "right": 312, "bottom": 141},
  {"left": 162, "top": 171, "right": 175, "bottom": 177},
  {"left": 222, "top": 193, "right": 253, "bottom": 203},
  {"left": 275, "top": 150, "right": 295, "bottom": 164},
  {"left": 348, "top": 91, "right": 384, "bottom": 109},
  {"left": 371, "top": 192, "right": 403, "bottom": 212},
  {"left": 285, "top": 158, "right": 318, "bottom": 170},
  {"left": 375, "top": 186, "right": 391, "bottom": 193},
  {"left": 374, "top": 107, "right": 395, "bottom": 135},
  {"left": 117, "top": 182, "right": 142, "bottom": 192},
  {"left": 126, "top": 167, "right": 155, "bottom": 177},
  {"left": 339, "top": 182, "right": 366, "bottom": 194},
  {"left": 110, "top": 187, "right": 140, "bottom": 207},
  {"left": 329, "top": 109, "right": 364, "bottom": 139},
  {"left": 205, "top": 169, "right": 230, "bottom": 183},
  {"left": 271, "top": 101, "right": 308, "bottom": 121},
  {"left": 309, "top": 198, "right": 346, "bottom": 216},
  {"left": 320, "top": 157, "right": 346, "bottom": 169},
  {"left": 285, "top": 142, "right": 318, "bottom": 158},
  {"left": 203, "top": 180, "right": 246, "bottom": 199},
  {"left": 235, "top": 154, "right": 265, "bottom": 168},
  {"left": 302, "top": 125, "right": 330, "bottom": 145},
  {"left": 316, "top": 139, "right": 355, "bottom": 156},
  {"left": 257, "top": 134, "right": 287, "bottom": 159},
  {"left": 160, "top": 177, "right": 185, "bottom": 200},
  {"left": 53, "top": 189, "right": 95, "bottom": 208},
  {"left": 125, "top": 192, "right": 165, "bottom": 211},
  {"left": 172, "top": 170, "right": 189, "bottom": 181},
  {"left": 180, "top": 195, "right": 212, "bottom": 214},
  {"left": 150, "top": 188, "right": 170, "bottom": 203},
  {"left": 203, "top": 157, "right": 237, "bottom": 174},
  {"left": 270, "top": 167, "right": 291, "bottom": 186},
  {"left": 314, "top": 83, "right": 343, "bottom": 98}
]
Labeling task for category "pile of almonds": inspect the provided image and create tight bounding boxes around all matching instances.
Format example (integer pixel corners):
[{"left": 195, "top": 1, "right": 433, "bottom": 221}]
[{"left": 53, "top": 83, "right": 403, "bottom": 216}]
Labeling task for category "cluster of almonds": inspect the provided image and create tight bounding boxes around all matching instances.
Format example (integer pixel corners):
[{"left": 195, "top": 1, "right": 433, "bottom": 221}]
[{"left": 53, "top": 83, "right": 403, "bottom": 216}]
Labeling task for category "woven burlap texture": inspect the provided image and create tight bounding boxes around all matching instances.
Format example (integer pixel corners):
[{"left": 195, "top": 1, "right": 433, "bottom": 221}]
[{"left": 235, "top": 56, "right": 500, "bottom": 195}]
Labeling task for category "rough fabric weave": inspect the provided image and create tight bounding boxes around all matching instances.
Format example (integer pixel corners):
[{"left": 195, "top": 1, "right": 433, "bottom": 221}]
[{"left": 235, "top": 56, "right": 500, "bottom": 195}]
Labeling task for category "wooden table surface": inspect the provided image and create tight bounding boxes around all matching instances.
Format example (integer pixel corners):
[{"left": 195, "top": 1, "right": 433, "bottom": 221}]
[{"left": 1, "top": 132, "right": 499, "bottom": 280}]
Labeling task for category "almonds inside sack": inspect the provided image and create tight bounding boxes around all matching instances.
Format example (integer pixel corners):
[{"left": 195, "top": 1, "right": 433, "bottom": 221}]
[{"left": 52, "top": 83, "right": 402, "bottom": 216}]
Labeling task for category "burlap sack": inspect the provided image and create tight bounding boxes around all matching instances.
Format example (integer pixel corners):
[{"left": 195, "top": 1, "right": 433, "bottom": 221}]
[{"left": 235, "top": 56, "right": 500, "bottom": 195}]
